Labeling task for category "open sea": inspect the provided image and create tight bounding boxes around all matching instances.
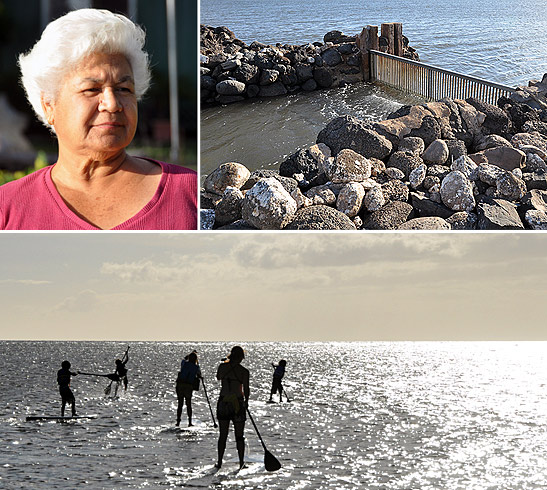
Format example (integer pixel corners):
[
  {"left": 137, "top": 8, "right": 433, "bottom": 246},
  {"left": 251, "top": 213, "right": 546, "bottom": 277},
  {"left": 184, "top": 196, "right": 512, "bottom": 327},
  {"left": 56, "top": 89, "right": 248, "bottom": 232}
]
[
  {"left": 2, "top": 341, "right": 547, "bottom": 489},
  {"left": 200, "top": 0, "right": 547, "bottom": 175}
]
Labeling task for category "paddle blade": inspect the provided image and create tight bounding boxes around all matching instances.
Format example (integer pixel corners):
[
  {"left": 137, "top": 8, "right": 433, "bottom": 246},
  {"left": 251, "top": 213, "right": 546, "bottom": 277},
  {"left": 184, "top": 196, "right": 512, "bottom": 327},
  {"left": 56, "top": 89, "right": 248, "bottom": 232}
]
[{"left": 264, "top": 449, "right": 281, "bottom": 472}]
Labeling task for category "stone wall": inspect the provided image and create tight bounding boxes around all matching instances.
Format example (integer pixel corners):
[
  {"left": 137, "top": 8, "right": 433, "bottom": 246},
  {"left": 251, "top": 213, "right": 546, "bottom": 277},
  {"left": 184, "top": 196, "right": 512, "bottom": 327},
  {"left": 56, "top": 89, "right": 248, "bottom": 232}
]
[{"left": 200, "top": 25, "right": 418, "bottom": 106}]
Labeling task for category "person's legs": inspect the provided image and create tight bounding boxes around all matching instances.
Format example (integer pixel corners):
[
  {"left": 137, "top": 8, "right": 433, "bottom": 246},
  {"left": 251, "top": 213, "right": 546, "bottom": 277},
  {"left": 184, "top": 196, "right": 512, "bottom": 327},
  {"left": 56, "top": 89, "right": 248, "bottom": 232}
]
[
  {"left": 185, "top": 394, "right": 193, "bottom": 426},
  {"left": 234, "top": 421, "right": 245, "bottom": 468},
  {"left": 176, "top": 396, "right": 183, "bottom": 426},
  {"left": 216, "top": 420, "right": 230, "bottom": 468},
  {"left": 279, "top": 382, "right": 283, "bottom": 402},
  {"left": 61, "top": 399, "right": 66, "bottom": 417},
  {"left": 269, "top": 379, "right": 276, "bottom": 402}
]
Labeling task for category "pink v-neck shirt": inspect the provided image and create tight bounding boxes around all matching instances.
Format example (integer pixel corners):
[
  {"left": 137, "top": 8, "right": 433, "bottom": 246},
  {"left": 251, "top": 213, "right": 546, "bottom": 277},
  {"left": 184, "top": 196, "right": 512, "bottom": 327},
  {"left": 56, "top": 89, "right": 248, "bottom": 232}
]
[{"left": 0, "top": 159, "right": 197, "bottom": 230}]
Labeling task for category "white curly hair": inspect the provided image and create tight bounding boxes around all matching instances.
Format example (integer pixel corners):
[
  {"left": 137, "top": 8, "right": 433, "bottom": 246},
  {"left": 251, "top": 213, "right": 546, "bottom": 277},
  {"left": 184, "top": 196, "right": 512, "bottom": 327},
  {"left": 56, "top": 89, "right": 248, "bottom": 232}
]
[{"left": 18, "top": 8, "right": 151, "bottom": 130}]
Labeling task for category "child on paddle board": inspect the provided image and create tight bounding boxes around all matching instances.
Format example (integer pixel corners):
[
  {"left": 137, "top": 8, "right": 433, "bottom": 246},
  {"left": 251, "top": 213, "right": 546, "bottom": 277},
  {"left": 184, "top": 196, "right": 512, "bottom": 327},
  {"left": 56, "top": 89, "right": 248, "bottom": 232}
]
[
  {"left": 57, "top": 360, "right": 78, "bottom": 417},
  {"left": 215, "top": 346, "right": 250, "bottom": 469},
  {"left": 114, "top": 347, "right": 130, "bottom": 392},
  {"left": 268, "top": 359, "right": 287, "bottom": 403},
  {"left": 176, "top": 351, "right": 201, "bottom": 426}
]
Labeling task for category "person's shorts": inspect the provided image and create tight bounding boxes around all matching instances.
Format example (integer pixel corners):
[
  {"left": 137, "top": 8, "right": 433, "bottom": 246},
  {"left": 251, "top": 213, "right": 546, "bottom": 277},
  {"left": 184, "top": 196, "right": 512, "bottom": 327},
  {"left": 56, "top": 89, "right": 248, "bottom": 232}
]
[
  {"left": 216, "top": 395, "right": 246, "bottom": 423},
  {"left": 59, "top": 386, "right": 74, "bottom": 403},
  {"left": 271, "top": 377, "right": 283, "bottom": 394},
  {"left": 176, "top": 380, "right": 193, "bottom": 400}
]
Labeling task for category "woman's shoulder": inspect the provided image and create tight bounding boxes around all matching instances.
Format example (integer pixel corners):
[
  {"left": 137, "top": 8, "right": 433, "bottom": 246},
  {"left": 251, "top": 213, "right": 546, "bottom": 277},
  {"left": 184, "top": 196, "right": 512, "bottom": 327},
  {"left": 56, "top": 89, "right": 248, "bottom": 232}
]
[
  {"left": 138, "top": 158, "right": 196, "bottom": 176},
  {"left": 0, "top": 166, "right": 51, "bottom": 197}
]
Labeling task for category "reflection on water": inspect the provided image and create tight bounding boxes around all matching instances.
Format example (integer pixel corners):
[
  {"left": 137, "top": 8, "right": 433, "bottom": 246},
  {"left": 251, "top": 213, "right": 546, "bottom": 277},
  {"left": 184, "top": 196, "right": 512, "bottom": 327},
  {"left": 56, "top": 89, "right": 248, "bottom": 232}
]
[{"left": 2, "top": 341, "right": 547, "bottom": 489}]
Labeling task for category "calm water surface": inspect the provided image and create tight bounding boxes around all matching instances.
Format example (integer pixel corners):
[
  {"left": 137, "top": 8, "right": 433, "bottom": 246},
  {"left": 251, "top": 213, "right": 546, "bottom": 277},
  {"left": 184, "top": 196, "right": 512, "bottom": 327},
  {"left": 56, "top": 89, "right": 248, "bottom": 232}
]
[
  {"left": 2, "top": 341, "right": 547, "bottom": 489},
  {"left": 200, "top": 0, "right": 547, "bottom": 175}
]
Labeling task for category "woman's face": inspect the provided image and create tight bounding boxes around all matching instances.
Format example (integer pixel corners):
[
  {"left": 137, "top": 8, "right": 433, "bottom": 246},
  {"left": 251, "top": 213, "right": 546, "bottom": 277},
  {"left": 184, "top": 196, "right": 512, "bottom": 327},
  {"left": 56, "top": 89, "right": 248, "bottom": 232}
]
[{"left": 44, "top": 52, "right": 138, "bottom": 159}]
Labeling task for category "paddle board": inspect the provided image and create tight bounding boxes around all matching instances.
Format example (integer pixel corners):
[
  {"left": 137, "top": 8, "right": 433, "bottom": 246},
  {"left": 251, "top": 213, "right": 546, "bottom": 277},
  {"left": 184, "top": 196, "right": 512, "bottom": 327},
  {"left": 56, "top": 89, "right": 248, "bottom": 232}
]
[{"left": 26, "top": 415, "right": 97, "bottom": 421}]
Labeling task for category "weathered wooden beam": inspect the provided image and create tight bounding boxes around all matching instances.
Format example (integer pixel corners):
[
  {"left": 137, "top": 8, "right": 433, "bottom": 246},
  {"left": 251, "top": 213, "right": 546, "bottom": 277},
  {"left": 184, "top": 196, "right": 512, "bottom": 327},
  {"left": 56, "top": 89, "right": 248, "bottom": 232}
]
[
  {"left": 357, "top": 25, "right": 378, "bottom": 81},
  {"left": 393, "top": 22, "right": 403, "bottom": 57},
  {"left": 381, "top": 23, "right": 395, "bottom": 54}
]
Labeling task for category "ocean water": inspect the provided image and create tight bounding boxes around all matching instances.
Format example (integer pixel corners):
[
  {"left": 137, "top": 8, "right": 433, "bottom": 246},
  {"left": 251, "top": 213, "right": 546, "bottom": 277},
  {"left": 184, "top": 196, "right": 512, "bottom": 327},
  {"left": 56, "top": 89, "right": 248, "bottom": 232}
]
[
  {"left": 2, "top": 341, "right": 547, "bottom": 489},
  {"left": 200, "top": 0, "right": 547, "bottom": 175}
]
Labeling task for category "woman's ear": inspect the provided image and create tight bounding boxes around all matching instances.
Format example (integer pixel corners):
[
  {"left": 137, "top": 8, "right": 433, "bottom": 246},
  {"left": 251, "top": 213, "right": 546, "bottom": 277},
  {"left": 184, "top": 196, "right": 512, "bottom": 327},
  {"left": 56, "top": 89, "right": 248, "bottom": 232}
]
[{"left": 41, "top": 95, "right": 55, "bottom": 126}]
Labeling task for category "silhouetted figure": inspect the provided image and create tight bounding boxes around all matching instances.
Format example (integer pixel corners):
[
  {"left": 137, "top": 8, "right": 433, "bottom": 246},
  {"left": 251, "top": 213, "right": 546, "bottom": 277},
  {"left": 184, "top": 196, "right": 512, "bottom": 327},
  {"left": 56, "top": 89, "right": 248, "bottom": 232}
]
[
  {"left": 57, "top": 360, "right": 78, "bottom": 417},
  {"left": 176, "top": 351, "right": 201, "bottom": 427},
  {"left": 268, "top": 359, "right": 287, "bottom": 403},
  {"left": 115, "top": 349, "right": 129, "bottom": 390},
  {"left": 105, "top": 347, "right": 129, "bottom": 396},
  {"left": 215, "top": 346, "right": 250, "bottom": 469}
]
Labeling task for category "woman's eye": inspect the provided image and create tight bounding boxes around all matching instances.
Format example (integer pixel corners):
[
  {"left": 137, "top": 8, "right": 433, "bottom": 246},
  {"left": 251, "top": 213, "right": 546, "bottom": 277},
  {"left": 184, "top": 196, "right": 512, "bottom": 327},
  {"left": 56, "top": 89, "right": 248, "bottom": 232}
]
[{"left": 83, "top": 88, "right": 100, "bottom": 93}]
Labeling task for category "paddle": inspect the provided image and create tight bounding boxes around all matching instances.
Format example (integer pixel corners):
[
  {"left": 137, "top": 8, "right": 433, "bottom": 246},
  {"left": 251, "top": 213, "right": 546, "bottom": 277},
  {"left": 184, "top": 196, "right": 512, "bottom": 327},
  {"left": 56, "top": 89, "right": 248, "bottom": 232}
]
[
  {"left": 78, "top": 371, "right": 115, "bottom": 378},
  {"left": 245, "top": 405, "right": 282, "bottom": 472},
  {"left": 200, "top": 376, "right": 218, "bottom": 428}
]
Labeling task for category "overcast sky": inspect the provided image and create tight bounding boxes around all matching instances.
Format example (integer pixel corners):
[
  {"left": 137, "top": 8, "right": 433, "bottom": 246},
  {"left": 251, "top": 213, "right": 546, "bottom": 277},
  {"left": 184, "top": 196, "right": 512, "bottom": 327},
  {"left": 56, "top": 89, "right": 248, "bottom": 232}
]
[{"left": 0, "top": 232, "right": 545, "bottom": 341}]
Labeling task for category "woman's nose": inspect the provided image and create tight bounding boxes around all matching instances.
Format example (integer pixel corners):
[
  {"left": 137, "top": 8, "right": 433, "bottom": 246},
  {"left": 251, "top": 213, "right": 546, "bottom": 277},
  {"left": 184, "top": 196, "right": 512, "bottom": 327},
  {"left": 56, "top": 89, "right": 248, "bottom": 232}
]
[{"left": 99, "top": 88, "right": 122, "bottom": 112}]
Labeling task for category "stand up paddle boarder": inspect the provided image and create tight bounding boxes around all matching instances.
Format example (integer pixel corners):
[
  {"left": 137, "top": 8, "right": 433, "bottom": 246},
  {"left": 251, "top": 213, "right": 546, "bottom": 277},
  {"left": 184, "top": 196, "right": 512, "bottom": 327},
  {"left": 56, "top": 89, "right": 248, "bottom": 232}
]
[
  {"left": 215, "top": 346, "right": 250, "bottom": 469},
  {"left": 57, "top": 360, "right": 78, "bottom": 417},
  {"left": 176, "top": 350, "right": 201, "bottom": 427},
  {"left": 268, "top": 359, "right": 287, "bottom": 403},
  {"left": 113, "top": 347, "right": 130, "bottom": 395}
]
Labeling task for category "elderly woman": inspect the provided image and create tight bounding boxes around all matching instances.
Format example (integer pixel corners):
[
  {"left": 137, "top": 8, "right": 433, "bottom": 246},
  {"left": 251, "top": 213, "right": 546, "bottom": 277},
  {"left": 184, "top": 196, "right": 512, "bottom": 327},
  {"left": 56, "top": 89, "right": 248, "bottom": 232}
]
[{"left": 0, "top": 9, "right": 196, "bottom": 230}]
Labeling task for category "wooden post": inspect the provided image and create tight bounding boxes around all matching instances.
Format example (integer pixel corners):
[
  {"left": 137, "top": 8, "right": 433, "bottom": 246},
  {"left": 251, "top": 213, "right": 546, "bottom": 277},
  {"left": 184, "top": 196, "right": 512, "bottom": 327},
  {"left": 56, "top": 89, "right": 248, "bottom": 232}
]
[
  {"left": 393, "top": 23, "right": 403, "bottom": 57},
  {"left": 381, "top": 23, "right": 395, "bottom": 54},
  {"left": 357, "top": 25, "right": 378, "bottom": 81}
]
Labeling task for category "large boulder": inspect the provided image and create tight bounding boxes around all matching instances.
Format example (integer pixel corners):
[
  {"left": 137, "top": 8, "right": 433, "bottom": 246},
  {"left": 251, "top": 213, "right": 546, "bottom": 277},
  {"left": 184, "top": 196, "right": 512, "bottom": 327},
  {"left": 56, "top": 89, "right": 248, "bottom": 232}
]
[
  {"left": 363, "top": 201, "right": 415, "bottom": 230},
  {"left": 446, "top": 211, "right": 478, "bottom": 230},
  {"left": 410, "top": 192, "right": 453, "bottom": 219},
  {"left": 422, "top": 139, "right": 449, "bottom": 165},
  {"left": 241, "top": 178, "right": 297, "bottom": 229},
  {"left": 204, "top": 162, "right": 250, "bottom": 195},
  {"left": 317, "top": 115, "right": 392, "bottom": 160},
  {"left": 337, "top": 182, "right": 365, "bottom": 217},
  {"left": 466, "top": 97, "right": 510, "bottom": 136},
  {"left": 440, "top": 171, "right": 476, "bottom": 212},
  {"left": 216, "top": 79, "right": 246, "bottom": 96},
  {"left": 286, "top": 205, "right": 356, "bottom": 230},
  {"left": 279, "top": 144, "right": 330, "bottom": 185},
  {"left": 476, "top": 197, "right": 524, "bottom": 229},
  {"left": 524, "top": 209, "right": 547, "bottom": 230},
  {"left": 397, "top": 216, "right": 451, "bottom": 230},
  {"left": 387, "top": 151, "right": 423, "bottom": 178},
  {"left": 214, "top": 187, "right": 244, "bottom": 226},
  {"left": 470, "top": 146, "right": 526, "bottom": 171},
  {"left": 325, "top": 148, "right": 372, "bottom": 183}
]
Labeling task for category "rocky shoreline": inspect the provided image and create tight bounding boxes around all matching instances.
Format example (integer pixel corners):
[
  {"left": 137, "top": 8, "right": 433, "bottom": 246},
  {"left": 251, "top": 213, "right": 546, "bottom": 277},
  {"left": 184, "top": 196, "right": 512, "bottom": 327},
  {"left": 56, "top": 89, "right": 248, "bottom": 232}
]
[
  {"left": 200, "top": 25, "right": 418, "bottom": 106},
  {"left": 201, "top": 73, "right": 547, "bottom": 231}
]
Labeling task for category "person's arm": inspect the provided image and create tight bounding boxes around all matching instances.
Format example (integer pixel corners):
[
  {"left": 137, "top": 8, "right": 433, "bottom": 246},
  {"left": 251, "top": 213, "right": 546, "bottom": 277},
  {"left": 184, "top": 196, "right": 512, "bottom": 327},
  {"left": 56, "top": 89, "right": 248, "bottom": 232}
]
[
  {"left": 122, "top": 347, "right": 130, "bottom": 364},
  {"left": 71, "top": 371, "right": 78, "bottom": 377},
  {"left": 216, "top": 364, "right": 222, "bottom": 381}
]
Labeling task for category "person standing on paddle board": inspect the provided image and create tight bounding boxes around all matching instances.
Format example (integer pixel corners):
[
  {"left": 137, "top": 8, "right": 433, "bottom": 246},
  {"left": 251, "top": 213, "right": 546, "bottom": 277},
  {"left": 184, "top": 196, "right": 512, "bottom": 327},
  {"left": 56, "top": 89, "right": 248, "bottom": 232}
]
[
  {"left": 114, "top": 347, "right": 130, "bottom": 392},
  {"left": 215, "top": 345, "right": 250, "bottom": 469},
  {"left": 57, "top": 360, "right": 78, "bottom": 417},
  {"left": 268, "top": 359, "right": 287, "bottom": 403},
  {"left": 176, "top": 351, "right": 201, "bottom": 427}
]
